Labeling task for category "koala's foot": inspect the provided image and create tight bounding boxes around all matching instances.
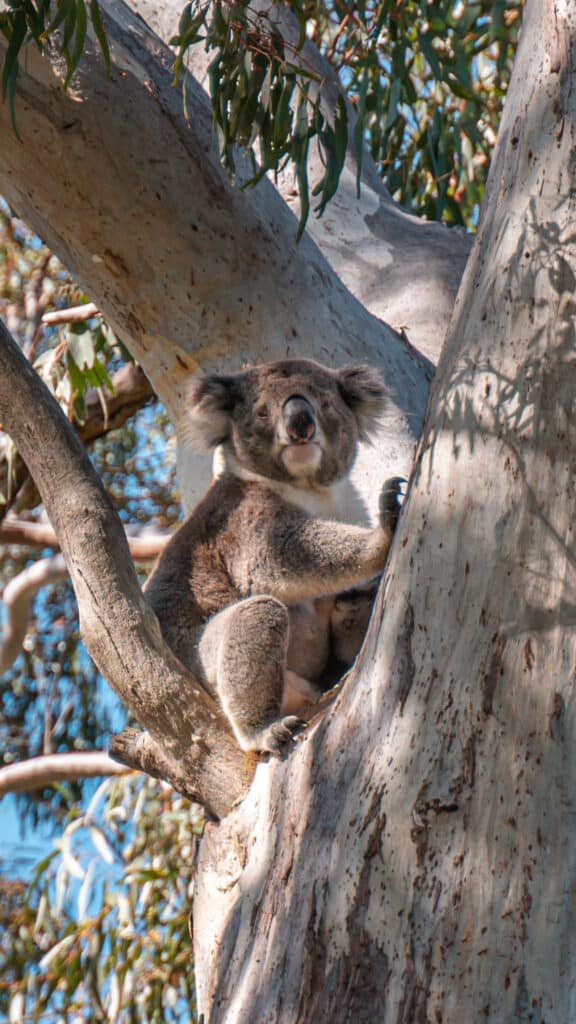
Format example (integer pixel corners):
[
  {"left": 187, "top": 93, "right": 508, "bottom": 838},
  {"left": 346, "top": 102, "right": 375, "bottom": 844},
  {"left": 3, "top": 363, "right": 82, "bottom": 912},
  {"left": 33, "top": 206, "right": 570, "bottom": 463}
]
[
  {"left": 238, "top": 715, "right": 303, "bottom": 757},
  {"left": 379, "top": 476, "right": 406, "bottom": 533}
]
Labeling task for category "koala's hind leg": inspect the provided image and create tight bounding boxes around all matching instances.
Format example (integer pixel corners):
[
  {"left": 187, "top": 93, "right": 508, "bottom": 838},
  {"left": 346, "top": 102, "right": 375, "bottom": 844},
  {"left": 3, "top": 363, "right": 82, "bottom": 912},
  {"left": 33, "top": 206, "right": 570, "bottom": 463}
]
[{"left": 199, "top": 596, "right": 302, "bottom": 755}]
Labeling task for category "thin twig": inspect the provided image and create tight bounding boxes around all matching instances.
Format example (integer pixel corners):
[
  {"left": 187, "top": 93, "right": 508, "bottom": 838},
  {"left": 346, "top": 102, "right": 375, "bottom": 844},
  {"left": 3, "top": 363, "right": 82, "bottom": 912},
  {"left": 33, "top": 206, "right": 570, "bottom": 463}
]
[{"left": 41, "top": 302, "right": 100, "bottom": 326}]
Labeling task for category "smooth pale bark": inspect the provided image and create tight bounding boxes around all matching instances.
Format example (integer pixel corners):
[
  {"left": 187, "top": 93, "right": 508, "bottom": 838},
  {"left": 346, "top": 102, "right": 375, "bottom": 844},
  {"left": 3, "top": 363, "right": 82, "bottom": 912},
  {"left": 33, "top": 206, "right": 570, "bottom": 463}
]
[
  {"left": 0, "top": 0, "right": 437, "bottom": 518},
  {"left": 194, "top": 1, "right": 576, "bottom": 1019}
]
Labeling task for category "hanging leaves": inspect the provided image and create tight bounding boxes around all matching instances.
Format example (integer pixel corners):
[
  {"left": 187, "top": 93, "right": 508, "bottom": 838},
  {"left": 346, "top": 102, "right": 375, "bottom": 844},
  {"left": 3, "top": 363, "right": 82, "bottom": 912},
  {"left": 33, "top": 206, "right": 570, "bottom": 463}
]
[
  {"left": 304, "top": 0, "right": 523, "bottom": 226},
  {"left": 0, "top": 0, "right": 523, "bottom": 235},
  {"left": 2, "top": 777, "right": 203, "bottom": 1023},
  {"left": 0, "top": 0, "right": 111, "bottom": 102},
  {"left": 33, "top": 315, "right": 120, "bottom": 424},
  {"left": 172, "top": 0, "right": 348, "bottom": 238}
]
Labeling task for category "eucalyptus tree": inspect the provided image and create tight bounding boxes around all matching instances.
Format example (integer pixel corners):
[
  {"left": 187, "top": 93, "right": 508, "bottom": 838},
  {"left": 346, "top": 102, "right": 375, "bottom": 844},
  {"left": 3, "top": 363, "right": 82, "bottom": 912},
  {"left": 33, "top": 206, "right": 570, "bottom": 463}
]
[{"left": 3, "top": 1, "right": 572, "bottom": 1021}]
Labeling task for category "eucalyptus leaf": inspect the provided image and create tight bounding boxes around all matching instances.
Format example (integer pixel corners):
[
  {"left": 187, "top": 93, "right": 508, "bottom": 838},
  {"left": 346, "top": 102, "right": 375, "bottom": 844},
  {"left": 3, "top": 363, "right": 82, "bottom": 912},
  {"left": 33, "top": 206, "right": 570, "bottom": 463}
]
[
  {"left": 90, "top": 0, "right": 111, "bottom": 76},
  {"left": 67, "top": 329, "right": 96, "bottom": 370}
]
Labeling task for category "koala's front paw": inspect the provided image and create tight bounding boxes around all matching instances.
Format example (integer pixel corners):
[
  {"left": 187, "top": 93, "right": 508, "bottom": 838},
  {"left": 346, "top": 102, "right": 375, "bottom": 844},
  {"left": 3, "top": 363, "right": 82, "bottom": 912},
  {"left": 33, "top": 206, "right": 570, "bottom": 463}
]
[
  {"left": 240, "top": 715, "right": 303, "bottom": 757},
  {"left": 379, "top": 476, "right": 406, "bottom": 534}
]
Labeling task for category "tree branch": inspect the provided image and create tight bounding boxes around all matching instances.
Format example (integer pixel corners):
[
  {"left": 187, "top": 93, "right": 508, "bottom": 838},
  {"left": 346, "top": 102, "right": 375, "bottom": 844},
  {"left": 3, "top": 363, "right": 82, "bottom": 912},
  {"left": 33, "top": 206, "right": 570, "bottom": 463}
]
[
  {"left": 0, "top": 525, "right": 169, "bottom": 674},
  {"left": 108, "top": 728, "right": 211, "bottom": 801},
  {"left": 0, "top": 515, "right": 169, "bottom": 556},
  {"left": 0, "top": 518, "right": 63, "bottom": 548},
  {"left": 0, "top": 553, "right": 67, "bottom": 675},
  {"left": 132, "top": 0, "right": 470, "bottom": 362},
  {"left": 0, "top": 752, "right": 131, "bottom": 795},
  {"left": 0, "top": 321, "right": 254, "bottom": 819},
  {"left": 0, "top": 362, "right": 155, "bottom": 521},
  {"left": 42, "top": 302, "right": 99, "bottom": 325},
  {"left": 0, "top": 0, "right": 432, "bottom": 519}
]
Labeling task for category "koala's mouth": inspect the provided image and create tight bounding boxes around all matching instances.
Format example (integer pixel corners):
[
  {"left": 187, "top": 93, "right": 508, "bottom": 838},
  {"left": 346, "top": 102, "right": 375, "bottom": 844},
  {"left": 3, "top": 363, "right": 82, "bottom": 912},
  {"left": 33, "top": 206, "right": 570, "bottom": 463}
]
[{"left": 281, "top": 441, "right": 322, "bottom": 477}]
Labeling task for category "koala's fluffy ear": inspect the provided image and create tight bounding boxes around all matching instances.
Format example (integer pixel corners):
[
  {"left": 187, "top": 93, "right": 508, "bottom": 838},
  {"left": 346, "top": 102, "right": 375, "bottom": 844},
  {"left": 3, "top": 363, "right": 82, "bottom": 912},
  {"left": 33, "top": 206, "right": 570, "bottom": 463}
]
[
  {"left": 186, "top": 374, "right": 238, "bottom": 449},
  {"left": 337, "top": 365, "right": 388, "bottom": 439}
]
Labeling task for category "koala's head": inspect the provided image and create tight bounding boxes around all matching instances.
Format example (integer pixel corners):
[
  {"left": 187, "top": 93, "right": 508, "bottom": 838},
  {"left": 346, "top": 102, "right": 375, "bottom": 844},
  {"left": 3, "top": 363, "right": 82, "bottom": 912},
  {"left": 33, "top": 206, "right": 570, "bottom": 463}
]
[{"left": 187, "top": 359, "right": 387, "bottom": 486}]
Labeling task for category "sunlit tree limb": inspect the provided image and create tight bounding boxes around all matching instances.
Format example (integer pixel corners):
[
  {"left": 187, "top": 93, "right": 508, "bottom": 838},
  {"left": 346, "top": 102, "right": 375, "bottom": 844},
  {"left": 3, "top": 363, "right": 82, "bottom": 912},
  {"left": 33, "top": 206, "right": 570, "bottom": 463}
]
[{"left": 0, "top": 752, "right": 131, "bottom": 795}]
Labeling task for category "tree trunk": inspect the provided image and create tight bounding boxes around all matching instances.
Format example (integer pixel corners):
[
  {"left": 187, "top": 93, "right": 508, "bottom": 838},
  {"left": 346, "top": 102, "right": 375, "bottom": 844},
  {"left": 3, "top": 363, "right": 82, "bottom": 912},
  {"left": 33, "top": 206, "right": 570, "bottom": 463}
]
[{"left": 194, "top": 1, "right": 576, "bottom": 1019}]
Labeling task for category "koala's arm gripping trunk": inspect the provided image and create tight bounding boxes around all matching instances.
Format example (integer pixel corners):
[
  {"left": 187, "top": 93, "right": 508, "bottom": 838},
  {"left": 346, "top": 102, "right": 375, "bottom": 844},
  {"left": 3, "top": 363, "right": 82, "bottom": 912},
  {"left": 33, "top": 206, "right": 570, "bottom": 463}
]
[
  {"left": 254, "top": 519, "right": 394, "bottom": 605},
  {"left": 248, "top": 477, "right": 402, "bottom": 604}
]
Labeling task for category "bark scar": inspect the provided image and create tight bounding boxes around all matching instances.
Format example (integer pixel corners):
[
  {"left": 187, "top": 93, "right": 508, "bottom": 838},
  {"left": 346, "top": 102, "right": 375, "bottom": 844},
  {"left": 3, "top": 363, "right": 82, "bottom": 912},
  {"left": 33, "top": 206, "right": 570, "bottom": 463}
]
[
  {"left": 393, "top": 599, "right": 416, "bottom": 714},
  {"left": 481, "top": 634, "right": 505, "bottom": 716}
]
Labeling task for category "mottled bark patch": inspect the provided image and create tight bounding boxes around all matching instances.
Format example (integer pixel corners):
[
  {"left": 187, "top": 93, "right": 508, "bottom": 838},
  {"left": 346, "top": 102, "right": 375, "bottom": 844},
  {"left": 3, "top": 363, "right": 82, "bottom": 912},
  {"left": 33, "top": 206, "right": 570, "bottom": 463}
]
[
  {"left": 396, "top": 941, "right": 433, "bottom": 1024},
  {"left": 548, "top": 691, "right": 564, "bottom": 739}
]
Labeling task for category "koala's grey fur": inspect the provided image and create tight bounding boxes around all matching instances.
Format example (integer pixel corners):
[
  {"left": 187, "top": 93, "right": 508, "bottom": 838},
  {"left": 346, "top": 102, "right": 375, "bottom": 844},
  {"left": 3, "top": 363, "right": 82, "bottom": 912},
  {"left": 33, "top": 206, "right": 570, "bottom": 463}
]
[{"left": 145, "top": 358, "right": 401, "bottom": 755}]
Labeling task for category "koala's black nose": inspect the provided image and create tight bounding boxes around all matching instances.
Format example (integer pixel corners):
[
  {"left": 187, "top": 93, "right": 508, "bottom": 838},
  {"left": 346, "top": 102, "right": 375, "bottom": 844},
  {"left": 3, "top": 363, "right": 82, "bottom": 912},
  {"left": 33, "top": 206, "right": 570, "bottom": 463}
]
[{"left": 282, "top": 395, "right": 316, "bottom": 443}]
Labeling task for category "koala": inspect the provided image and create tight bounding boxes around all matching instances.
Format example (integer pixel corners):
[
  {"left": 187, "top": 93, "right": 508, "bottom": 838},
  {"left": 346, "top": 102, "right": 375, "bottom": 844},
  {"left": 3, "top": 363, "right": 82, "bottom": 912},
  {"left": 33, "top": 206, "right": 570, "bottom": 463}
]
[{"left": 145, "top": 358, "right": 402, "bottom": 755}]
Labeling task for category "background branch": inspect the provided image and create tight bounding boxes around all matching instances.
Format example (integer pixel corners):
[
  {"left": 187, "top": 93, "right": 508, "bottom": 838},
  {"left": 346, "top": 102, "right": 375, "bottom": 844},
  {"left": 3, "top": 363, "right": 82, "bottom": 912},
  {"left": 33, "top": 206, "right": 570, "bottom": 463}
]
[
  {"left": 0, "top": 525, "right": 169, "bottom": 674},
  {"left": 42, "top": 303, "right": 99, "bottom": 326},
  {"left": 0, "top": 752, "right": 131, "bottom": 795},
  {"left": 0, "top": 515, "right": 168, "bottom": 555},
  {"left": 0, "top": 554, "right": 67, "bottom": 676}
]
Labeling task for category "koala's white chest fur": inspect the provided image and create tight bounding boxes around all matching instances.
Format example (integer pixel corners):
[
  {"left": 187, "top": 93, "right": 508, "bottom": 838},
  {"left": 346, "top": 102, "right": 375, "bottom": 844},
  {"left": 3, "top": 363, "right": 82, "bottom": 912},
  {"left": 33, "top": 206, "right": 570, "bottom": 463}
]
[{"left": 213, "top": 446, "right": 370, "bottom": 526}]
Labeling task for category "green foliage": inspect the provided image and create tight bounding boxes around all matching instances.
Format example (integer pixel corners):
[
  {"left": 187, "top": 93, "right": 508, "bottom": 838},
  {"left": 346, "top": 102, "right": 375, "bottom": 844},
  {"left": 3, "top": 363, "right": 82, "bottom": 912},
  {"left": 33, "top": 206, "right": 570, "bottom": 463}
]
[
  {"left": 0, "top": 0, "right": 109, "bottom": 131},
  {"left": 0, "top": 202, "right": 123, "bottom": 425},
  {"left": 173, "top": 1, "right": 348, "bottom": 238},
  {"left": 303, "top": 0, "right": 523, "bottom": 225},
  {"left": 1, "top": 776, "right": 202, "bottom": 1023},
  {"left": 34, "top": 320, "right": 121, "bottom": 424},
  {"left": 0, "top": 0, "right": 521, "bottom": 232},
  {"left": 170, "top": 0, "right": 523, "bottom": 228}
]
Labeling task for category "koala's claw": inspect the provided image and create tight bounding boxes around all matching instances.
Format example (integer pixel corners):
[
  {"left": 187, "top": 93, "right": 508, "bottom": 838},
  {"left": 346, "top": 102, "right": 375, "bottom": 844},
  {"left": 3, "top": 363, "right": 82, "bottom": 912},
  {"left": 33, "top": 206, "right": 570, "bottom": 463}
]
[
  {"left": 257, "top": 715, "right": 304, "bottom": 757},
  {"left": 379, "top": 476, "right": 406, "bottom": 532}
]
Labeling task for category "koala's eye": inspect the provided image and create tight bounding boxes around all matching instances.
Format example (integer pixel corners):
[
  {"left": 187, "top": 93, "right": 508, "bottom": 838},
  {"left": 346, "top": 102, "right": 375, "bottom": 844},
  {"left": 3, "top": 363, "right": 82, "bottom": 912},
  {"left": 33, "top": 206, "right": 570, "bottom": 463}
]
[{"left": 256, "top": 404, "right": 269, "bottom": 422}]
